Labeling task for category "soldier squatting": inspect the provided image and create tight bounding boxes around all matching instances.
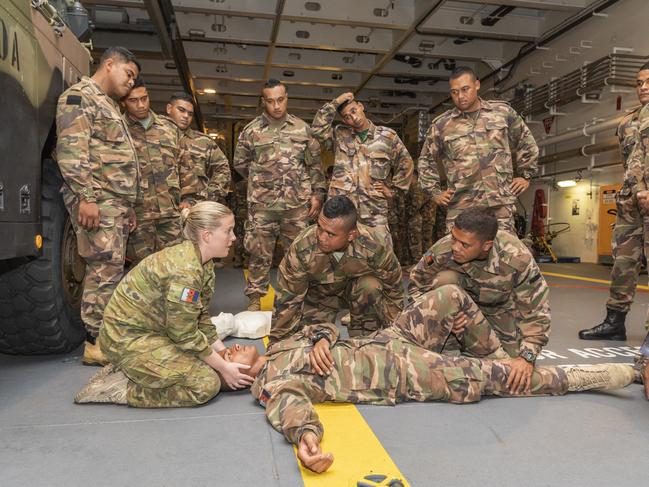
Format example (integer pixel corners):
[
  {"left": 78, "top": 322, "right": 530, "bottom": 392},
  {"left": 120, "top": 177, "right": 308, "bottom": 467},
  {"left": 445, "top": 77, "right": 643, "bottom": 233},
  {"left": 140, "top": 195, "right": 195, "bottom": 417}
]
[{"left": 59, "top": 47, "right": 649, "bottom": 475}]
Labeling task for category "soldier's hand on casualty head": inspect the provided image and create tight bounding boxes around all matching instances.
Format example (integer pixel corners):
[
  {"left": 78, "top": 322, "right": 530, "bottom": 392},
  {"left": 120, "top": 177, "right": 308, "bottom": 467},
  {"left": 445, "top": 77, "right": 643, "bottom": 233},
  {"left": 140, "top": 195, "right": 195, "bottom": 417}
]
[
  {"left": 308, "top": 195, "right": 323, "bottom": 219},
  {"left": 433, "top": 189, "right": 454, "bottom": 207},
  {"left": 505, "top": 356, "right": 534, "bottom": 394},
  {"left": 78, "top": 200, "right": 100, "bottom": 230},
  {"left": 334, "top": 92, "right": 354, "bottom": 106},
  {"left": 309, "top": 338, "right": 333, "bottom": 376},
  {"left": 298, "top": 431, "right": 334, "bottom": 474},
  {"left": 509, "top": 177, "right": 530, "bottom": 196},
  {"left": 221, "top": 361, "right": 254, "bottom": 390}
]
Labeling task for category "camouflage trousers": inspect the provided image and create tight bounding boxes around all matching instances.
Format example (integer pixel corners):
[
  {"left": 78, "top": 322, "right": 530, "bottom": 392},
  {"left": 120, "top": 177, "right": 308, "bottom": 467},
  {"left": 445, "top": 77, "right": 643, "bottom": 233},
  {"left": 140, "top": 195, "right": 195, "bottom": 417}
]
[
  {"left": 446, "top": 204, "right": 515, "bottom": 234},
  {"left": 379, "top": 285, "right": 567, "bottom": 403},
  {"left": 421, "top": 199, "right": 436, "bottom": 252},
  {"left": 405, "top": 202, "right": 423, "bottom": 266},
  {"left": 244, "top": 204, "right": 310, "bottom": 297},
  {"left": 301, "top": 275, "right": 396, "bottom": 337},
  {"left": 102, "top": 336, "right": 220, "bottom": 408},
  {"left": 127, "top": 215, "right": 183, "bottom": 265},
  {"left": 68, "top": 202, "right": 130, "bottom": 337},
  {"left": 607, "top": 195, "right": 646, "bottom": 316}
]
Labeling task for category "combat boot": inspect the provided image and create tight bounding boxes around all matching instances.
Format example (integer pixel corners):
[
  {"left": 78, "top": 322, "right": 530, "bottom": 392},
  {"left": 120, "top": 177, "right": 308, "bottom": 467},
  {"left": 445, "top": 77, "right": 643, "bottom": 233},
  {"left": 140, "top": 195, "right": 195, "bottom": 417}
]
[
  {"left": 247, "top": 294, "right": 261, "bottom": 312},
  {"left": 578, "top": 308, "right": 627, "bottom": 341},
  {"left": 565, "top": 363, "right": 635, "bottom": 392},
  {"left": 74, "top": 364, "right": 128, "bottom": 405},
  {"left": 82, "top": 339, "right": 110, "bottom": 367}
]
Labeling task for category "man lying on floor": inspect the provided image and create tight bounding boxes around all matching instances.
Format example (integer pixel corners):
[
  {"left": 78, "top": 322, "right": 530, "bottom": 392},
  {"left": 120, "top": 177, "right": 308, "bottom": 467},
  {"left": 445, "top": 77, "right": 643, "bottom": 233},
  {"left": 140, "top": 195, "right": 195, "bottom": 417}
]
[{"left": 75, "top": 283, "right": 647, "bottom": 474}]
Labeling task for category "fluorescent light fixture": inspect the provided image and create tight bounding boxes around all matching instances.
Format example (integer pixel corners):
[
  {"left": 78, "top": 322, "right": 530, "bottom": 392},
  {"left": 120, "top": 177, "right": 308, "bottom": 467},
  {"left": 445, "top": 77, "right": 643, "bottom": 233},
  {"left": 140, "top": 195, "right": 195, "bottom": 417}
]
[
  {"left": 557, "top": 179, "right": 577, "bottom": 187},
  {"left": 203, "top": 88, "right": 216, "bottom": 94}
]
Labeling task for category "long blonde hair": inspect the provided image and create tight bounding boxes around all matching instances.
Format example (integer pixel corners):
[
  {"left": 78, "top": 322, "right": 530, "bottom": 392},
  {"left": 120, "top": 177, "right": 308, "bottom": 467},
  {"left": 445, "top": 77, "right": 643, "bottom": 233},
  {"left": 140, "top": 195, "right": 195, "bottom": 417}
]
[{"left": 180, "top": 201, "right": 233, "bottom": 243}]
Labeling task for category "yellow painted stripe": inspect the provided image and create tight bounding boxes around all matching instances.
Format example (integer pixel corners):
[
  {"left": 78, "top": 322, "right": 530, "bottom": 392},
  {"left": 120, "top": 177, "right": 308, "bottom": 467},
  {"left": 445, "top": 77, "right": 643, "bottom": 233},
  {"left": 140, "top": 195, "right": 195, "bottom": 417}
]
[
  {"left": 243, "top": 268, "right": 409, "bottom": 486},
  {"left": 542, "top": 271, "right": 649, "bottom": 291}
]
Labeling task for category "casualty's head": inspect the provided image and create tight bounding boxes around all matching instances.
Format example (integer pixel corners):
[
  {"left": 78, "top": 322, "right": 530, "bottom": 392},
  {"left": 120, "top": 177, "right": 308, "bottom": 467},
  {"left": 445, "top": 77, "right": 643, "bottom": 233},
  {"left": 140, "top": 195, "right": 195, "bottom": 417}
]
[
  {"left": 449, "top": 66, "right": 480, "bottom": 113},
  {"left": 316, "top": 196, "right": 359, "bottom": 253},
  {"left": 123, "top": 77, "right": 150, "bottom": 120},
  {"left": 261, "top": 78, "right": 288, "bottom": 120},
  {"left": 636, "top": 61, "right": 649, "bottom": 106},
  {"left": 166, "top": 92, "right": 195, "bottom": 131},
  {"left": 450, "top": 207, "right": 498, "bottom": 264},
  {"left": 337, "top": 97, "right": 370, "bottom": 132},
  {"left": 181, "top": 201, "right": 236, "bottom": 262},
  {"left": 217, "top": 343, "right": 266, "bottom": 388},
  {"left": 97, "top": 46, "right": 141, "bottom": 99}
]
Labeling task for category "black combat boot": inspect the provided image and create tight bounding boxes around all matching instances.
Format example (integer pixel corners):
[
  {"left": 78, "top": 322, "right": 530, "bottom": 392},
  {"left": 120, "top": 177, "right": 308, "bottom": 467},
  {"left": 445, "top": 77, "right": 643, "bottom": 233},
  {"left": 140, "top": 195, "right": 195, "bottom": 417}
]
[{"left": 578, "top": 308, "right": 627, "bottom": 341}]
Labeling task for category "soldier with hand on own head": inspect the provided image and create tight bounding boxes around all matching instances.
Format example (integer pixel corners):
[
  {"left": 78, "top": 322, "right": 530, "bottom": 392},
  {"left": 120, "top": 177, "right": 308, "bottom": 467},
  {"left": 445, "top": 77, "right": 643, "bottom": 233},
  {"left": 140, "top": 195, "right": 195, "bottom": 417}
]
[
  {"left": 234, "top": 79, "right": 327, "bottom": 311},
  {"left": 418, "top": 66, "right": 538, "bottom": 233},
  {"left": 55, "top": 46, "right": 141, "bottom": 366},
  {"left": 311, "top": 92, "right": 413, "bottom": 245},
  {"left": 270, "top": 195, "right": 404, "bottom": 343}
]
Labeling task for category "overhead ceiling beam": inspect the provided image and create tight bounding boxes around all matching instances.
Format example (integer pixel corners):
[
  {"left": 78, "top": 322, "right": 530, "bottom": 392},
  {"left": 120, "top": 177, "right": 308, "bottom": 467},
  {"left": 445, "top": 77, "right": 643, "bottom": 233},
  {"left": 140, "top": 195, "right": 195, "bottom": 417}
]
[
  {"left": 263, "top": 0, "right": 286, "bottom": 81},
  {"left": 142, "top": 0, "right": 173, "bottom": 57},
  {"left": 476, "top": 0, "right": 586, "bottom": 12}
]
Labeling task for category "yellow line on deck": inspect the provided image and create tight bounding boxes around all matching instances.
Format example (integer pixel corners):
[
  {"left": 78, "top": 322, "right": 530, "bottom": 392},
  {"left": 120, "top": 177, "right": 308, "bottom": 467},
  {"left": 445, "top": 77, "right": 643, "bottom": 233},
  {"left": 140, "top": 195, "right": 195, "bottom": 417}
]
[
  {"left": 542, "top": 271, "right": 649, "bottom": 291},
  {"left": 243, "top": 269, "right": 409, "bottom": 486}
]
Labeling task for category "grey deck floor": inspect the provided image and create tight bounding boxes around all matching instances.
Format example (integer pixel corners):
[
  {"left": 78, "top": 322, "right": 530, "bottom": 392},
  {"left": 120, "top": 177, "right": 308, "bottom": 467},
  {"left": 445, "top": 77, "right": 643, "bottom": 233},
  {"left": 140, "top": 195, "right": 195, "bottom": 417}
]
[{"left": 2, "top": 264, "right": 649, "bottom": 487}]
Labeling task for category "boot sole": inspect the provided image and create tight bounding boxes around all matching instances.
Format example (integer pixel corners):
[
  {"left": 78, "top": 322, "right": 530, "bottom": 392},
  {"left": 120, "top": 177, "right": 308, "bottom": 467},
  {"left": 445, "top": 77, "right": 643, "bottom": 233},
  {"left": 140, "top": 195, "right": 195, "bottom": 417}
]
[{"left": 578, "top": 334, "right": 627, "bottom": 341}]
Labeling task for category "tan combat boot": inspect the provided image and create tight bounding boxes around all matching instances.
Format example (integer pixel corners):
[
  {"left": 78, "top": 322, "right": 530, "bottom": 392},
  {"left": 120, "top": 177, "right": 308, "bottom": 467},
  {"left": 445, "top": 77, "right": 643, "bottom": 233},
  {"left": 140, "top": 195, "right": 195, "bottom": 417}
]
[
  {"left": 74, "top": 364, "right": 128, "bottom": 405},
  {"left": 82, "top": 340, "right": 109, "bottom": 367},
  {"left": 247, "top": 295, "right": 261, "bottom": 312},
  {"left": 565, "top": 363, "right": 635, "bottom": 392}
]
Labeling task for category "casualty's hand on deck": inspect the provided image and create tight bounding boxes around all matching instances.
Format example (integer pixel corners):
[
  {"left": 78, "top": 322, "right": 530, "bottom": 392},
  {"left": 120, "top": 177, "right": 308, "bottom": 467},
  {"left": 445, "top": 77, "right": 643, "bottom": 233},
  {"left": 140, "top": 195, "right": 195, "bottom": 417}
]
[{"left": 298, "top": 432, "right": 334, "bottom": 474}]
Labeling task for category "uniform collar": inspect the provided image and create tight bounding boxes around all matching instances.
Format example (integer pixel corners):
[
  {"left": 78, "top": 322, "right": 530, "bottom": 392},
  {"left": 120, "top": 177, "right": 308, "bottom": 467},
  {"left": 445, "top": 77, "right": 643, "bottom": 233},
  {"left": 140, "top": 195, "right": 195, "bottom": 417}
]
[
  {"left": 449, "top": 97, "right": 493, "bottom": 119},
  {"left": 261, "top": 112, "right": 294, "bottom": 128},
  {"left": 481, "top": 230, "right": 505, "bottom": 275}
]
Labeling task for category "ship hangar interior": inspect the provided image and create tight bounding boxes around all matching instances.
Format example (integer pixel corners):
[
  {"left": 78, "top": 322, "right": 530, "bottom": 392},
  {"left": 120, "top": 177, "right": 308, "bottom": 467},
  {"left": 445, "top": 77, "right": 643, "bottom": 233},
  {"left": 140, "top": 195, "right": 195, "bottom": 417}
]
[{"left": 2, "top": 1, "right": 649, "bottom": 486}]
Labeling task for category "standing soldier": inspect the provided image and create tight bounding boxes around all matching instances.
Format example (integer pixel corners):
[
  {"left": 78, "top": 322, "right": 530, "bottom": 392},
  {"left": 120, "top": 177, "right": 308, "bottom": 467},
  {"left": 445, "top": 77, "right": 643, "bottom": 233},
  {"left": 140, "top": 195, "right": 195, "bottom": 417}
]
[
  {"left": 405, "top": 175, "right": 425, "bottom": 266},
  {"left": 421, "top": 188, "right": 437, "bottom": 252},
  {"left": 165, "top": 92, "right": 231, "bottom": 206},
  {"left": 311, "top": 92, "right": 413, "bottom": 243},
  {"left": 55, "top": 47, "right": 140, "bottom": 365},
  {"left": 234, "top": 79, "right": 327, "bottom": 311},
  {"left": 418, "top": 66, "right": 538, "bottom": 232},
  {"left": 231, "top": 177, "right": 249, "bottom": 268},
  {"left": 122, "top": 79, "right": 183, "bottom": 265},
  {"left": 409, "top": 206, "right": 551, "bottom": 391},
  {"left": 579, "top": 62, "right": 649, "bottom": 341}
]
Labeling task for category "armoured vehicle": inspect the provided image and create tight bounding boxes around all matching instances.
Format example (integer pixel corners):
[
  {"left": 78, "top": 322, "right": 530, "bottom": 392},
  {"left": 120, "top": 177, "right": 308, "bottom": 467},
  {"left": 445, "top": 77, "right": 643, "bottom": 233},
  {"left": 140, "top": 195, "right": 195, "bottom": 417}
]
[{"left": 0, "top": 1, "right": 91, "bottom": 354}]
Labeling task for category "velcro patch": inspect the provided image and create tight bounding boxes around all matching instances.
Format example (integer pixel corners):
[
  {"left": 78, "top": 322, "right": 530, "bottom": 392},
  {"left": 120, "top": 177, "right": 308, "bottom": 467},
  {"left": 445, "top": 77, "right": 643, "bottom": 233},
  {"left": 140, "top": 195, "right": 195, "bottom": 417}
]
[
  {"left": 180, "top": 287, "right": 200, "bottom": 303},
  {"left": 66, "top": 95, "right": 82, "bottom": 105},
  {"left": 425, "top": 254, "right": 434, "bottom": 267},
  {"left": 259, "top": 388, "right": 271, "bottom": 408}
]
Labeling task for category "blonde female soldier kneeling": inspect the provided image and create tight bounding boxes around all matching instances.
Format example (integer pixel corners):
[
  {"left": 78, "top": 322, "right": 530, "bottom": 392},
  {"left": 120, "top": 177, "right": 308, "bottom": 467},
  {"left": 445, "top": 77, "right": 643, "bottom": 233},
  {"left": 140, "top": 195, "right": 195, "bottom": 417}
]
[{"left": 75, "top": 202, "right": 261, "bottom": 407}]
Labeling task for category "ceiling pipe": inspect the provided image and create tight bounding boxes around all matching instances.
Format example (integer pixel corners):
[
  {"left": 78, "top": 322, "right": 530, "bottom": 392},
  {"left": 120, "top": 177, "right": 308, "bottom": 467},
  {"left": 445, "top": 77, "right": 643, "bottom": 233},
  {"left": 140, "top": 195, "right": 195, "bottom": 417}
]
[
  {"left": 539, "top": 137, "right": 618, "bottom": 165},
  {"left": 262, "top": 0, "right": 286, "bottom": 82},
  {"left": 354, "top": 0, "right": 448, "bottom": 95},
  {"left": 537, "top": 113, "right": 636, "bottom": 148}
]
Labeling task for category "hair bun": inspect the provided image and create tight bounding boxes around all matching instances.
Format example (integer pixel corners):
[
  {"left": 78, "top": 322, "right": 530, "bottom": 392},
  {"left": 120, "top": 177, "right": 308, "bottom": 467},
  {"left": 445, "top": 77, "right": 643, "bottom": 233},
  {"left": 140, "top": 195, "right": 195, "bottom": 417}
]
[{"left": 180, "top": 207, "right": 191, "bottom": 224}]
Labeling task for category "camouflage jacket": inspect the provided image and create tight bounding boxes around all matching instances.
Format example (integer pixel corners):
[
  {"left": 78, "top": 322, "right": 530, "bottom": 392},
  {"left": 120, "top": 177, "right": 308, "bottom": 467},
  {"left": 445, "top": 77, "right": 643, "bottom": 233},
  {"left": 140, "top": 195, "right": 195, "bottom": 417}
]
[
  {"left": 418, "top": 99, "right": 538, "bottom": 212},
  {"left": 627, "top": 104, "right": 649, "bottom": 195},
  {"left": 233, "top": 113, "right": 326, "bottom": 210},
  {"left": 56, "top": 76, "right": 138, "bottom": 209},
  {"left": 270, "top": 223, "right": 404, "bottom": 343},
  {"left": 101, "top": 240, "right": 217, "bottom": 360},
  {"left": 252, "top": 322, "right": 484, "bottom": 445},
  {"left": 408, "top": 230, "right": 550, "bottom": 355},
  {"left": 617, "top": 106, "right": 642, "bottom": 199},
  {"left": 126, "top": 111, "right": 182, "bottom": 220},
  {"left": 177, "top": 125, "right": 232, "bottom": 204},
  {"left": 311, "top": 100, "right": 413, "bottom": 226}
]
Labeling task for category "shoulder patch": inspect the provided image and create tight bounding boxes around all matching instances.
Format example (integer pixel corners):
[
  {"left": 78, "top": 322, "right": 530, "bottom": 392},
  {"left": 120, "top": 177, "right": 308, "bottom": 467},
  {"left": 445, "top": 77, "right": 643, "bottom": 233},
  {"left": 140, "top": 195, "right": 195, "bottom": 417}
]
[
  {"left": 425, "top": 254, "right": 435, "bottom": 267},
  {"left": 258, "top": 388, "right": 271, "bottom": 408},
  {"left": 180, "top": 287, "right": 200, "bottom": 303},
  {"left": 66, "top": 95, "right": 82, "bottom": 105}
]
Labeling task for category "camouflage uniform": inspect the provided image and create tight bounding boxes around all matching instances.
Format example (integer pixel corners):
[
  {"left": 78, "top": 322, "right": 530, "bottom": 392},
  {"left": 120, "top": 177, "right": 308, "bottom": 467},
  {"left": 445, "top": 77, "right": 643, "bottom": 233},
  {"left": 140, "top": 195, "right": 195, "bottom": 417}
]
[
  {"left": 252, "top": 284, "right": 566, "bottom": 446},
  {"left": 606, "top": 107, "right": 645, "bottom": 316},
  {"left": 418, "top": 98, "right": 538, "bottom": 232},
  {"left": 311, "top": 99, "right": 413, "bottom": 241},
  {"left": 234, "top": 113, "right": 326, "bottom": 298},
  {"left": 231, "top": 179, "right": 249, "bottom": 268},
  {"left": 388, "top": 189, "right": 407, "bottom": 262},
  {"left": 175, "top": 123, "right": 231, "bottom": 205},
  {"left": 55, "top": 76, "right": 138, "bottom": 337},
  {"left": 421, "top": 192, "right": 437, "bottom": 253},
  {"left": 409, "top": 230, "right": 550, "bottom": 357},
  {"left": 405, "top": 178, "right": 425, "bottom": 265},
  {"left": 125, "top": 111, "right": 183, "bottom": 264},
  {"left": 270, "top": 223, "right": 404, "bottom": 343},
  {"left": 99, "top": 240, "right": 220, "bottom": 408}
]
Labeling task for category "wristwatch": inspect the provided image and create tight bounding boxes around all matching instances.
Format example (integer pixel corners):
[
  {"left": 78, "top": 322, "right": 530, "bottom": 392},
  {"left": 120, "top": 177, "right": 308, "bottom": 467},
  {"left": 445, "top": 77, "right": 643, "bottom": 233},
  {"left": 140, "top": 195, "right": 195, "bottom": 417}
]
[
  {"left": 311, "top": 332, "right": 330, "bottom": 346},
  {"left": 519, "top": 347, "right": 537, "bottom": 364}
]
